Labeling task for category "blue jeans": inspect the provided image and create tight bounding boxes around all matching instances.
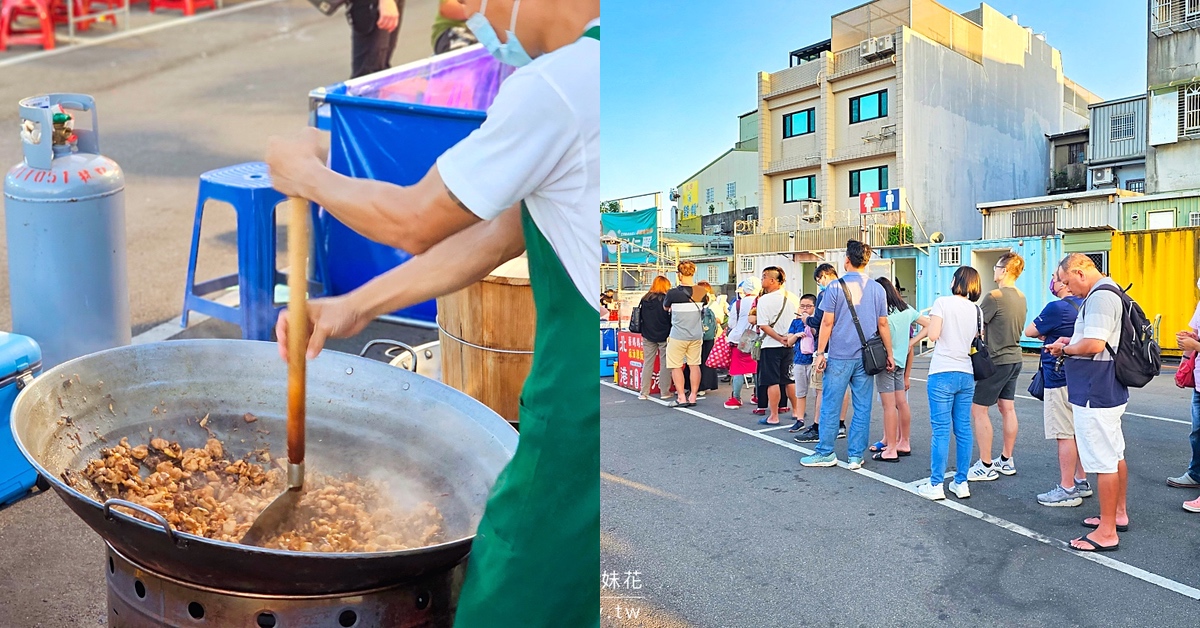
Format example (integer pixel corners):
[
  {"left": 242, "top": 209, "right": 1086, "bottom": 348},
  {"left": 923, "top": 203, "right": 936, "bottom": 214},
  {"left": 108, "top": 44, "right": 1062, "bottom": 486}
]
[
  {"left": 927, "top": 371, "right": 975, "bottom": 485},
  {"left": 815, "top": 358, "right": 875, "bottom": 458},
  {"left": 1189, "top": 390, "right": 1200, "bottom": 480}
]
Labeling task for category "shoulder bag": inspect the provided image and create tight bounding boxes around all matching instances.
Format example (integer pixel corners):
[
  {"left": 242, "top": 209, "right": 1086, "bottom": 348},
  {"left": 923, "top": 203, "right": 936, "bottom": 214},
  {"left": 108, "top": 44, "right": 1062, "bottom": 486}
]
[
  {"left": 749, "top": 292, "right": 788, "bottom": 361},
  {"left": 970, "top": 305, "right": 997, "bottom": 381},
  {"left": 839, "top": 279, "right": 888, "bottom": 376}
]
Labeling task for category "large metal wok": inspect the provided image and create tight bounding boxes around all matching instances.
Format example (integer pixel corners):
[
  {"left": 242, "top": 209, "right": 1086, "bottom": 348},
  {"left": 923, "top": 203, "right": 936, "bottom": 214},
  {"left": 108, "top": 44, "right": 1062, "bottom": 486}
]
[{"left": 11, "top": 339, "right": 518, "bottom": 595}]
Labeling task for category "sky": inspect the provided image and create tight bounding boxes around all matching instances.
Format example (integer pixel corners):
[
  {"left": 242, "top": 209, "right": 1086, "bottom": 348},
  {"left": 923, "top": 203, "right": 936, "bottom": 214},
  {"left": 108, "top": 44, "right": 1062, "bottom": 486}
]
[{"left": 600, "top": 0, "right": 1148, "bottom": 211}]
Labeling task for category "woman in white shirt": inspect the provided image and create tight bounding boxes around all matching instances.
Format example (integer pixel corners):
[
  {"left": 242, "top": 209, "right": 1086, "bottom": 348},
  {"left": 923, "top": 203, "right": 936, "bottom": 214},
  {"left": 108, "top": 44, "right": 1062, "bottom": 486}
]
[
  {"left": 723, "top": 278, "right": 760, "bottom": 409},
  {"left": 913, "top": 266, "right": 982, "bottom": 501}
]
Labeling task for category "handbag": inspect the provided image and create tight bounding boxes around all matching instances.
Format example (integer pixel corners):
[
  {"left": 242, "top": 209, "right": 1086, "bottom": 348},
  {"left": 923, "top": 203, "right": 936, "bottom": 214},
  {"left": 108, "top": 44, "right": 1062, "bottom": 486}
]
[
  {"left": 734, "top": 300, "right": 756, "bottom": 354},
  {"left": 970, "top": 306, "right": 997, "bottom": 381},
  {"left": 838, "top": 279, "right": 888, "bottom": 376},
  {"left": 1027, "top": 366, "right": 1045, "bottom": 401},
  {"left": 1177, "top": 351, "right": 1197, "bottom": 389},
  {"left": 307, "top": 0, "right": 347, "bottom": 16},
  {"left": 706, "top": 330, "right": 732, "bottom": 369},
  {"left": 629, "top": 304, "right": 642, "bottom": 334},
  {"left": 749, "top": 292, "right": 788, "bottom": 361}
]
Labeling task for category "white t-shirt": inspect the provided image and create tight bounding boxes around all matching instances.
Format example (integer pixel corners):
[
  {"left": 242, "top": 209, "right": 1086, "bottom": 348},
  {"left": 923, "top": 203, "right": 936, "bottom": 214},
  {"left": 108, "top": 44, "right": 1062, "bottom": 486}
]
[
  {"left": 1069, "top": 278, "right": 1123, "bottom": 362},
  {"left": 437, "top": 19, "right": 600, "bottom": 309},
  {"left": 727, "top": 296, "right": 755, "bottom": 344},
  {"left": 755, "top": 289, "right": 799, "bottom": 349},
  {"left": 928, "top": 295, "right": 979, "bottom": 375},
  {"left": 1190, "top": 300, "right": 1200, "bottom": 391}
]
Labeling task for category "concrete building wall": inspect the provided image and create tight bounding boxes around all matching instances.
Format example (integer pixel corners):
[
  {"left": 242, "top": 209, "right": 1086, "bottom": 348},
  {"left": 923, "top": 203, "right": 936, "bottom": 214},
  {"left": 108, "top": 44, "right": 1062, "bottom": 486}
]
[
  {"left": 900, "top": 6, "right": 1090, "bottom": 243},
  {"left": 1146, "top": 8, "right": 1200, "bottom": 194},
  {"left": 678, "top": 149, "right": 760, "bottom": 226}
]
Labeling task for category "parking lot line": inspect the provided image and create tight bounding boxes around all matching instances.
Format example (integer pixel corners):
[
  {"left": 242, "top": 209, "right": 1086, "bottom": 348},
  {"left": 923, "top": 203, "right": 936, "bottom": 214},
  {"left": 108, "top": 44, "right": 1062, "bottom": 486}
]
[{"left": 603, "top": 380, "right": 1200, "bottom": 601}]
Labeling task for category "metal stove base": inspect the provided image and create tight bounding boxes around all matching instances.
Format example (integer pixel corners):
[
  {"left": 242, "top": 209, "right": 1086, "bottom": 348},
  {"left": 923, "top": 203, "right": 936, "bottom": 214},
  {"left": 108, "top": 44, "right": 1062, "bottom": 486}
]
[{"left": 106, "top": 545, "right": 463, "bottom": 627}]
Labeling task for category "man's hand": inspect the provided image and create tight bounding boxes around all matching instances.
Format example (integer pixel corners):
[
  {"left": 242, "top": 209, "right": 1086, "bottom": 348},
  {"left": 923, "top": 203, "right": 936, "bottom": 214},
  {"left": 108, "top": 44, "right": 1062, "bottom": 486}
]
[
  {"left": 1045, "top": 336, "right": 1070, "bottom": 358},
  {"left": 377, "top": 0, "right": 399, "bottom": 31},
  {"left": 276, "top": 294, "right": 371, "bottom": 361},
  {"left": 266, "top": 128, "right": 328, "bottom": 199},
  {"left": 904, "top": 376, "right": 911, "bottom": 391},
  {"left": 814, "top": 354, "right": 827, "bottom": 373},
  {"left": 886, "top": 355, "right": 896, "bottom": 371}
]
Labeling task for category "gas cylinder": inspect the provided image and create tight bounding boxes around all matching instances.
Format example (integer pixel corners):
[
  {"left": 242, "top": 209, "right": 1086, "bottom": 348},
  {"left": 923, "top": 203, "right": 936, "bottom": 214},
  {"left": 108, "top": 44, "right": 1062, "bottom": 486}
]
[{"left": 4, "top": 94, "right": 131, "bottom": 369}]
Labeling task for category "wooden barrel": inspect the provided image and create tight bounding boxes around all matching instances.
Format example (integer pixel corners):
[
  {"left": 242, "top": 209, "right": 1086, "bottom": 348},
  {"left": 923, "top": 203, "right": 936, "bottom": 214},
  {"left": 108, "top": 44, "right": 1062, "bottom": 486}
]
[{"left": 437, "top": 257, "right": 535, "bottom": 426}]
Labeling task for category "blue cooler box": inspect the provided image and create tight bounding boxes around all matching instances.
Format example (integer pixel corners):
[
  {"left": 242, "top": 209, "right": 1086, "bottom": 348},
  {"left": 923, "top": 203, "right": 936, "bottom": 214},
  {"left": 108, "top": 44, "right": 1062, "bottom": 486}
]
[
  {"left": 0, "top": 332, "right": 42, "bottom": 506},
  {"left": 600, "top": 350, "right": 617, "bottom": 378}
]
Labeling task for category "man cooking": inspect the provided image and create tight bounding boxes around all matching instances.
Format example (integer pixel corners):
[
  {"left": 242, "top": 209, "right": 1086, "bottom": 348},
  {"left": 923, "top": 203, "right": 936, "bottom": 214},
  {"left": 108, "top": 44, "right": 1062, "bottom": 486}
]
[{"left": 265, "top": 1, "right": 599, "bottom": 625}]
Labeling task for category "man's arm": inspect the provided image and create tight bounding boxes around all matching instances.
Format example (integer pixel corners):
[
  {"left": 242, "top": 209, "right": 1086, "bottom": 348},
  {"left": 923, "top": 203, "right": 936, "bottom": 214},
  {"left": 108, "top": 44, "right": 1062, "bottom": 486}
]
[
  {"left": 816, "top": 311, "right": 835, "bottom": 354},
  {"left": 266, "top": 129, "right": 481, "bottom": 256},
  {"left": 282, "top": 204, "right": 525, "bottom": 358}
]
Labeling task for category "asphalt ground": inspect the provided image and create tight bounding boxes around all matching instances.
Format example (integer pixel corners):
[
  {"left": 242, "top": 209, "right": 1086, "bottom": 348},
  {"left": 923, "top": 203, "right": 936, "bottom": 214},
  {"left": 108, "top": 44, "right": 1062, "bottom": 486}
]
[{"left": 601, "top": 353, "right": 1200, "bottom": 628}]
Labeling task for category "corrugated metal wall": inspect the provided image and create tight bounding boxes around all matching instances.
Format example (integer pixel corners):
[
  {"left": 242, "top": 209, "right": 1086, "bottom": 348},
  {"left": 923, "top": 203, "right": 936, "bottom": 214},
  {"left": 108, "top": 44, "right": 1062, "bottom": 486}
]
[
  {"left": 1060, "top": 199, "right": 1120, "bottom": 231},
  {"left": 1122, "top": 197, "right": 1200, "bottom": 231},
  {"left": 1109, "top": 228, "right": 1200, "bottom": 352},
  {"left": 1088, "top": 96, "right": 1147, "bottom": 164}
]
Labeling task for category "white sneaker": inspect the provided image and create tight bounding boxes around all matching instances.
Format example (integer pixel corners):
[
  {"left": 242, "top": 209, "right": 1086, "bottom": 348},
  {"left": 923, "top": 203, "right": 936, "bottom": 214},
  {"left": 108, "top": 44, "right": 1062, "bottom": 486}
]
[
  {"left": 948, "top": 480, "right": 970, "bottom": 499},
  {"left": 915, "top": 481, "right": 946, "bottom": 501},
  {"left": 967, "top": 460, "right": 1000, "bottom": 482},
  {"left": 996, "top": 456, "right": 1017, "bottom": 476}
]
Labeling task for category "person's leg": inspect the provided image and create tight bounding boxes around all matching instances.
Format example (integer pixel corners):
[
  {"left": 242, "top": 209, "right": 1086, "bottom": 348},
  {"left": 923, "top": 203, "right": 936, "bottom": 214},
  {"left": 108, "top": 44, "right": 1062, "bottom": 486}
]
[
  {"left": 972, "top": 403, "right": 994, "bottom": 464},
  {"left": 1116, "top": 458, "right": 1129, "bottom": 524},
  {"left": 639, "top": 341, "right": 659, "bottom": 397},
  {"left": 845, "top": 363, "right": 875, "bottom": 460},
  {"left": 1189, "top": 390, "right": 1200, "bottom": 481},
  {"left": 666, "top": 340, "right": 688, "bottom": 404},
  {"left": 791, "top": 377, "right": 805, "bottom": 423},
  {"left": 951, "top": 375, "right": 976, "bottom": 485},
  {"left": 813, "top": 360, "right": 853, "bottom": 457},
  {"left": 1072, "top": 405, "right": 1125, "bottom": 548},
  {"left": 687, "top": 364, "right": 700, "bottom": 403},
  {"left": 811, "top": 383, "right": 823, "bottom": 425},
  {"left": 878, "top": 389, "right": 898, "bottom": 455},
  {"left": 670, "top": 367, "right": 686, "bottom": 403},
  {"left": 1057, "top": 439, "right": 1081, "bottom": 488},
  {"left": 927, "top": 373, "right": 953, "bottom": 486},
  {"left": 896, "top": 376, "right": 913, "bottom": 453},
  {"left": 731, "top": 372, "right": 744, "bottom": 400},
  {"left": 998, "top": 397, "right": 1019, "bottom": 460},
  {"left": 767, "top": 383, "right": 782, "bottom": 423}
]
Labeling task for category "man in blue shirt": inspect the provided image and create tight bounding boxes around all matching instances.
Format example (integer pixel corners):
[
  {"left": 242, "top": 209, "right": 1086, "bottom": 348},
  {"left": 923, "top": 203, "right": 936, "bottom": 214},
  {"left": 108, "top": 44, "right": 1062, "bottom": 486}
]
[
  {"left": 1027, "top": 270, "right": 1087, "bottom": 507},
  {"left": 800, "top": 240, "right": 893, "bottom": 469}
]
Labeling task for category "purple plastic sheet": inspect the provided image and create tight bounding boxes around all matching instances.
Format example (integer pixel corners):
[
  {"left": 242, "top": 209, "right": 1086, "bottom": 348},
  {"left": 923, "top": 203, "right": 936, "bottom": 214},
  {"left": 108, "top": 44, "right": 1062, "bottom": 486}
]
[{"left": 342, "top": 46, "right": 514, "bottom": 112}]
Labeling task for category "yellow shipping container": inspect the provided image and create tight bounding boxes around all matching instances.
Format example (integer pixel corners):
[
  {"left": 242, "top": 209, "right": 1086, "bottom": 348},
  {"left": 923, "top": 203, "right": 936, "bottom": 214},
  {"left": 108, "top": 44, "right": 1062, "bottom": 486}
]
[{"left": 1109, "top": 228, "right": 1200, "bottom": 354}]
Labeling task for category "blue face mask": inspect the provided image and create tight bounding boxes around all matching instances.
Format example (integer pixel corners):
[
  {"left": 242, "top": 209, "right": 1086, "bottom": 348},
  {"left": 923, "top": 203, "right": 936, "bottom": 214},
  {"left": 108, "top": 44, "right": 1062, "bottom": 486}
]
[{"left": 466, "top": 0, "right": 533, "bottom": 67}]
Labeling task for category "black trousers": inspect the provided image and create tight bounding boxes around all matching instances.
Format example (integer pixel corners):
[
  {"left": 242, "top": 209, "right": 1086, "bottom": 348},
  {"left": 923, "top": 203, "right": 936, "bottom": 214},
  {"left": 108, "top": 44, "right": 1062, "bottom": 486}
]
[{"left": 347, "top": 0, "right": 403, "bottom": 79}]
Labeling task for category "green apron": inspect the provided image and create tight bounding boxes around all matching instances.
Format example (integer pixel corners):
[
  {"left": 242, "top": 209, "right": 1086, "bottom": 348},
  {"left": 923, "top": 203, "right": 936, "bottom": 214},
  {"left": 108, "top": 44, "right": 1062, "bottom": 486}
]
[{"left": 454, "top": 28, "right": 600, "bottom": 627}]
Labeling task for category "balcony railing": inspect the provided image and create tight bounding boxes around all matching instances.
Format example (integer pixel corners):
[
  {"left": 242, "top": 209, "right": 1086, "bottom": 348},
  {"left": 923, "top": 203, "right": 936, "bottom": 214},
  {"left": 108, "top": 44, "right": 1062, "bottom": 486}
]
[
  {"left": 1151, "top": 0, "right": 1200, "bottom": 35},
  {"left": 830, "top": 46, "right": 894, "bottom": 80},
  {"left": 763, "top": 59, "right": 826, "bottom": 99},
  {"left": 1048, "top": 163, "right": 1087, "bottom": 193}
]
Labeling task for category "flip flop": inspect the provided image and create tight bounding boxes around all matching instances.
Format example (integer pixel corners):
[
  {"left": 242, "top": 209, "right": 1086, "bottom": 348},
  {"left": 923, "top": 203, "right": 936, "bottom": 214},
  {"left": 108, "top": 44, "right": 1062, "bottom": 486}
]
[
  {"left": 1082, "top": 517, "right": 1129, "bottom": 532},
  {"left": 871, "top": 452, "right": 900, "bottom": 463},
  {"left": 897, "top": 450, "right": 912, "bottom": 457},
  {"left": 1070, "top": 533, "right": 1118, "bottom": 552},
  {"left": 869, "top": 441, "right": 886, "bottom": 452},
  {"left": 668, "top": 400, "right": 688, "bottom": 408},
  {"left": 757, "top": 418, "right": 780, "bottom": 425}
]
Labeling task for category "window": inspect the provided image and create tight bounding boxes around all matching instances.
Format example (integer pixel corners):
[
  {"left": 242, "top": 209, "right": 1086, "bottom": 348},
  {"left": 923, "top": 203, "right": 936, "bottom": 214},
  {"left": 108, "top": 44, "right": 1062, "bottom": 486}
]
[
  {"left": 938, "top": 246, "right": 961, "bottom": 267},
  {"left": 1182, "top": 83, "right": 1200, "bottom": 135},
  {"left": 1147, "top": 209, "right": 1176, "bottom": 230},
  {"left": 739, "top": 256, "right": 754, "bottom": 272},
  {"left": 1110, "top": 112, "right": 1136, "bottom": 141},
  {"left": 1067, "top": 142, "right": 1086, "bottom": 165},
  {"left": 1190, "top": 212, "right": 1200, "bottom": 227},
  {"left": 705, "top": 187, "right": 715, "bottom": 204},
  {"left": 1012, "top": 207, "right": 1056, "bottom": 238},
  {"left": 1084, "top": 252, "right": 1108, "bottom": 275},
  {"left": 726, "top": 182, "right": 736, "bottom": 198},
  {"left": 707, "top": 265, "right": 719, "bottom": 284},
  {"left": 1126, "top": 179, "right": 1145, "bottom": 193},
  {"left": 849, "top": 166, "right": 888, "bottom": 197},
  {"left": 783, "top": 108, "right": 815, "bottom": 138},
  {"left": 783, "top": 175, "right": 816, "bottom": 203},
  {"left": 850, "top": 90, "right": 888, "bottom": 124}
]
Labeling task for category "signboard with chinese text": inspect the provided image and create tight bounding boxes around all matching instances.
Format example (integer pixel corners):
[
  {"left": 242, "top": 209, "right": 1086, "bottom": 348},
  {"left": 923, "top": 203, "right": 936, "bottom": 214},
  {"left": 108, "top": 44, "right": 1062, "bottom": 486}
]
[
  {"left": 602, "top": 207, "right": 659, "bottom": 264},
  {"left": 617, "top": 331, "right": 661, "bottom": 394}
]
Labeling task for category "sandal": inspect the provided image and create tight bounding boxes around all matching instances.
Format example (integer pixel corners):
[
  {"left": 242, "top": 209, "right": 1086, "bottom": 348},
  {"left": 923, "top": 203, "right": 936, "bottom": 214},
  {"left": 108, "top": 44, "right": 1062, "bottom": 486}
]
[
  {"left": 897, "top": 450, "right": 912, "bottom": 457},
  {"left": 871, "top": 452, "right": 900, "bottom": 463},
  {"left": 757, "top": 417, "right": 780, "bottom": 425},
  {"left": 1070, "top": 533, "right": 1118, "bottom": 552},
  {"left": 1082, "top": 517, "right": 1129, "bottom": 532},
  {"left": 869, "top": 440, "right": 886, "bottom": 452}
]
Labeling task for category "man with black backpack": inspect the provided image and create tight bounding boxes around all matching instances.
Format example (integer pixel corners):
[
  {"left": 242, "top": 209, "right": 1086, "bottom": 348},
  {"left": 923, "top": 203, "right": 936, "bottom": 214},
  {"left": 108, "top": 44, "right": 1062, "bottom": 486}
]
[{"left": 1047, "top": 252, "right": 1161, "bottom": 552}]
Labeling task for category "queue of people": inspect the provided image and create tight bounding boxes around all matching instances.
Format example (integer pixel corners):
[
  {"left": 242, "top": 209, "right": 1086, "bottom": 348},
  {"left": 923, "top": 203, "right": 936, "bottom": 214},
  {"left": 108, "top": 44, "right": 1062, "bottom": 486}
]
[{"left": 630, "top": 244, "right": 1200, "bottom": 553}]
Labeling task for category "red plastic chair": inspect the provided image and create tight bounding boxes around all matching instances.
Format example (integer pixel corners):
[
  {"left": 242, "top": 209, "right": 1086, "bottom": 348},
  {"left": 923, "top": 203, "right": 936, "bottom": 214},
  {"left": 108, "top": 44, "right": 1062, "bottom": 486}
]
[
  {"left": 149, "top": 0, "right": 212, "bottom": 16},
  {"left": 0, "top": 0, "right": 55, "bottom": 50},
  {"left": 47, "top": 0, "right": 92, "bottom": 31}
]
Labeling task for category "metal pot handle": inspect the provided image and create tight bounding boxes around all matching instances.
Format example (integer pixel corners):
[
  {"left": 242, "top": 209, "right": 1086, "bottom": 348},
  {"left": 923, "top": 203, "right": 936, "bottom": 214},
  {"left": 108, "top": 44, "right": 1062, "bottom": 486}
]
[
  {"left": 359, "top": 340, "right": 418, "bottom": 372},
  {"left": 104, "top": 499, "right": 180, "bottom": 546}
]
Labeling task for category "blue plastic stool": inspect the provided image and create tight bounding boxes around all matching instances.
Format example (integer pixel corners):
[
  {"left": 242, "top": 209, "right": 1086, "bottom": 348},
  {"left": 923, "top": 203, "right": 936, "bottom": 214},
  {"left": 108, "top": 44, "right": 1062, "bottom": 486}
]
[{"left": 181, "top": 162, "right": 327, "bottom": 341}]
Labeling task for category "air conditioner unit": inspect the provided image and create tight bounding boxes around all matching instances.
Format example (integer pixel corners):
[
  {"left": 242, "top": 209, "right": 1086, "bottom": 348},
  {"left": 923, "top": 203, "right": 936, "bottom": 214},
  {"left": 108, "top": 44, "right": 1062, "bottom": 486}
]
[
  {"left": 874, "top": 34, "right": 895, "bottom": 56},
  {"left": 669, "top": 188, "right": 681, "bottom": 201},
  {"left": 799, "top": 200, "right": 822, "bottom": 222},
  {"left": 1092, "top": 167, "right": 1114, "bottom": 186},
  {"left": 859, "top": 38, "right": 877, "bottom": 60}
]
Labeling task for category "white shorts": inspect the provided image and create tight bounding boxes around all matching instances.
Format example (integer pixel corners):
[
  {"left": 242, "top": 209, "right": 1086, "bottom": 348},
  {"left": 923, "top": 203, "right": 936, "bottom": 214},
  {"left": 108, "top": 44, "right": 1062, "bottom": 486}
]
[
  {"left": 1043, "top": 387, "right": 1074, "bottom": 439},
  {"left": 1072, "top": 403, "right": 1127, "bottom": 474}
]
